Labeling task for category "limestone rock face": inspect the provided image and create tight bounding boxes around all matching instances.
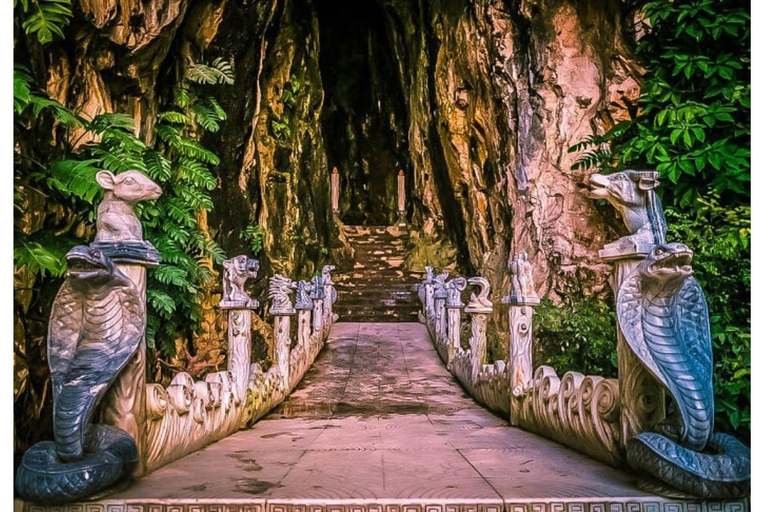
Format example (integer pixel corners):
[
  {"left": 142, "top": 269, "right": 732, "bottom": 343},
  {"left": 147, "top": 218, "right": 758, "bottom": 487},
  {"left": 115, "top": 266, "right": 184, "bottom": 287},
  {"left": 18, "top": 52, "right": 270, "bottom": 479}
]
[{"left": 16, "top": 0, "right": 640, "bottom": 453}]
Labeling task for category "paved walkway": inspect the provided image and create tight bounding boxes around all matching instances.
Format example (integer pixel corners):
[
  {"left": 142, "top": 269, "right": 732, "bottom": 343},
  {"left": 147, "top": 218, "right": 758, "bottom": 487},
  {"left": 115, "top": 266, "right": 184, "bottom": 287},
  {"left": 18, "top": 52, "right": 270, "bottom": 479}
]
[{"left": 110, "top": 323, "right": 679, "bottom": 508}]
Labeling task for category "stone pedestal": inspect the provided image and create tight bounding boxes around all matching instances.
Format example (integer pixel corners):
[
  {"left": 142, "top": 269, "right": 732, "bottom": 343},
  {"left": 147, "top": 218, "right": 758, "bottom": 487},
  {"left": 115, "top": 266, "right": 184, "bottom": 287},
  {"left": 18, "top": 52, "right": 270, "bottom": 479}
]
[
  {"left": 603, "top": 247, "right": 666, "bottom": 445},
  {"left": 272, "top": 314, "right": 293, "bottom": 391}
]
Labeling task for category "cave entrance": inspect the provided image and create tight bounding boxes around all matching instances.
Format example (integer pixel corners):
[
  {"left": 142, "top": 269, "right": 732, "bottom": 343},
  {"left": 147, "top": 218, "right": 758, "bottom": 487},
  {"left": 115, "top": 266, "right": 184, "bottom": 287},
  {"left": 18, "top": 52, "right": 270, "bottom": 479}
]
[{"left": 317, "top": 0, "right": 412, "bottom": 226}]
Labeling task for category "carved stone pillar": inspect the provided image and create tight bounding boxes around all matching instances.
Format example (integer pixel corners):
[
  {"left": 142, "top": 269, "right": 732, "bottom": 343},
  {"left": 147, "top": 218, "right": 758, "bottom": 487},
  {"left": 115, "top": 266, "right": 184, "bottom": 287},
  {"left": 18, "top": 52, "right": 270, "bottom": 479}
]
[
  {"left": 503, "top": 252, "right": 540, "bottom": 425},
  {"left": 605, "top": 251, "right": 666, "bottom": 445},
  {"left": 397, "top": 169, "right": 406, "bottom": 224},
  {"left": 322, "top": 265, "right": 337, "bottom": 337},
  {"left": 445, "top": 277, "right": 467, "bottom": 370},
  {"left": 466, "top": 277, "right": 493, "bottom": 380},
  {"left": 219, "top": 255, "right": 260, "bottom": 404},
  {"left": 269, "top": 274, "right": 297, "bottom": 391},
  {"left": 295, "top": 280, "right": 313, "bottom": 351},
  {"left": 434, "top": 287, "right": 447, "bottom": 343},
  {"left": 311, "top": 275, "right": 325, "bottom": 342}
]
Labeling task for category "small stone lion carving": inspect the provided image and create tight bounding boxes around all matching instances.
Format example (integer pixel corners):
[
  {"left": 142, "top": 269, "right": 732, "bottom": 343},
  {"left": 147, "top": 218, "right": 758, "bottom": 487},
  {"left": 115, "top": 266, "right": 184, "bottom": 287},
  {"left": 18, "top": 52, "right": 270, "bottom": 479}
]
[
  {"left": 268, "top": 274, "right": 297, "bottom": 315},
  {"left": 220, "top": 255, "right": 259, "bottom": 309}
]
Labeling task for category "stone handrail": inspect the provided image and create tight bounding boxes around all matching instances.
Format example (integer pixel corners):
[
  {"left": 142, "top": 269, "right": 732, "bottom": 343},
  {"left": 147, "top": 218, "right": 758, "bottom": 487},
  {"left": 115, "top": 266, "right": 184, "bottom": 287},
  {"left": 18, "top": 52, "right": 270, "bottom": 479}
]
[
  {"left": 15, "top": 169, "right": 339, "bottom": 505},
  {"left": 417, "top": 264, "right": 622, "bottom": 467},
  {"left": 143, "top": 266, "right": 336, "bottom": 473}
]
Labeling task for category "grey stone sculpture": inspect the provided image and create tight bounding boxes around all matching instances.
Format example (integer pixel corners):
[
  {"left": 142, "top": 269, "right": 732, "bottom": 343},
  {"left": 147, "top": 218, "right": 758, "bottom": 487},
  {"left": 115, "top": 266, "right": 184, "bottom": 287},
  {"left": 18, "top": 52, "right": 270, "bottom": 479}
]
[
  {"left": 506, "top": 253, "right": 539, "bottom": 306},
  {"left": 269, "top": 274, "right": 297, "bottom": 315},
  {"left": 617, "top": 243, "right": 750, "bottom": 498},
  {"left": 295, "top": 280, "right": 313, "bottom": 310},
  {"left": 220, "top": 255, "right": 260, "bottom": 309},
  {"left": 16, "top": 245, "right": 145, "bottom": 504},
  {"left": 588, "top": 170, "right": 666, "bottom": 258}
]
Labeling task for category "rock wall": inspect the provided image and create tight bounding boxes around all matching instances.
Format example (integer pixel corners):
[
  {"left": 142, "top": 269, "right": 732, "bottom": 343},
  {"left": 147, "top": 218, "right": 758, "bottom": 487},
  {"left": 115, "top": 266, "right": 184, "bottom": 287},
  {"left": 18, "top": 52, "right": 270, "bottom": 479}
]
[{"left": 15, "top": 0, "right": 641, "bottom": 454}]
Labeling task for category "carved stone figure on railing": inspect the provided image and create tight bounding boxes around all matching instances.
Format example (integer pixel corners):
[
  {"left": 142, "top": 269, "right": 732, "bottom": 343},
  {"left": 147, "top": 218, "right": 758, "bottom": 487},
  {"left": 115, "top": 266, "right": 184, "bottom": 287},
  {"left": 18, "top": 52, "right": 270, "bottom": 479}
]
[
  {"left": 322, "top": 265, "right": 339, "bottom": 326},
  {"left": 445, "top": 277, "right": 467, "bottom": 308},
  {"left": 219, "top": 255, "right": 260, "bottom": 309},
  {"left": 506, "top": 253, "right": 539, "bottom": 306},
  {"left": 16, "top": 169, "right": 164, "bottom": 504},
  {"left": 587, "top": 170, "right": 666, "bottom": 257},
  {"left": 269, "top": 274, "right": 297, "bottom": 315},
  {"left": 294, "top": 280, "right": 313, "bottom": 310},
  {"left": 618, "top": 243, "right": 750, "bottom": 498},
  {"left": 465, "top": 276, "right": 493, "bottom": 313}
]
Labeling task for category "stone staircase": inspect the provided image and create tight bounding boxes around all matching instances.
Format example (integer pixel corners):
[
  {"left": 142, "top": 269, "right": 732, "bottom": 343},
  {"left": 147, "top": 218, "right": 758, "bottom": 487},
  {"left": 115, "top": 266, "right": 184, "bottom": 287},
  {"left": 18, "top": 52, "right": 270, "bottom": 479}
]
[{"left": 334, "top": 225, "right": 422, "bottom": 322}]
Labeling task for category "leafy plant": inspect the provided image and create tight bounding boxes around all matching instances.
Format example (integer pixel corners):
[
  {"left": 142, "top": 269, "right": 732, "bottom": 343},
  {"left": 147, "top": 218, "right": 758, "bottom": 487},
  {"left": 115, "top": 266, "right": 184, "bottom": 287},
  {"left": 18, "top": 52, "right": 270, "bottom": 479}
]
[
  {"left": 570, "top": 0, "right": 750, "bottom": 208},
  {"left": 15, "top": 0, "right": 73, "bottom": 44},
  {"left": 240, "top": 225, "right": 266, "bottom": 254},
  {"left": 533, "top": 298, "right": 618, "bottom": 378}
]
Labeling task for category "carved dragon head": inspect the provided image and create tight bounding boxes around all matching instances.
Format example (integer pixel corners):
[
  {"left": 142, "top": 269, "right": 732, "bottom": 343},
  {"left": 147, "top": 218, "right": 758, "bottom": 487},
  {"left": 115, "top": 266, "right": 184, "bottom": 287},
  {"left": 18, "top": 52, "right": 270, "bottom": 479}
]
[
  {"left": 269, "top": 274, "right": 297, "bottom": 313},
  {"left": 295, "top": 280, "right": 313, "bottom": 310}
]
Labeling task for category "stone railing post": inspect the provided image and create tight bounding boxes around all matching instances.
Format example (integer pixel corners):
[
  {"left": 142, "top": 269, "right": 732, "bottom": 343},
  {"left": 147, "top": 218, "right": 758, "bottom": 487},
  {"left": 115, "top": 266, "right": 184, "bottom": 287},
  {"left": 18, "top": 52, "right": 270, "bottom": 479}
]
[
  {"left": 434, "top": 278, "right": 448, "bottom": 343},
  {"left": 502, "top": 253, "right": 539, "bottom": 426},
  {"left": 466, "top": 277, "right": 493, "bottom": 380},
  {"left": 423, "top": 266, "right": 436, "bottom": 322},
  {"left": 331, "top": 166, "right": 340, "bottom": 216},
  {"left": 445, "top": 277, "right": 467, "bottom": 370},
  {"left": 219, "top": 255, "right": 260, "bottom": 403},
  {"left": 295, "top": 280, "right": 313, "bottom": 351},
  {"left": 322, "top": 265, "right": 337, "bottom": 337},
  {"left": 311, "top": 275, "right": 325, "bottom": 341},
  {"left": 269, "top": 275, "right": 296, "bottom": 391}
]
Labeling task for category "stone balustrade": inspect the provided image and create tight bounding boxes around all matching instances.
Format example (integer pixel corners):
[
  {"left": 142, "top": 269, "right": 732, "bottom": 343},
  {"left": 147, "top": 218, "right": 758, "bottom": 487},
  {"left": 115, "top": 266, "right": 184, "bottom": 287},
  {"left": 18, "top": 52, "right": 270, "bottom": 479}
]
[
  {"left": 418, "top": 261, "right": 623, "bottom": 467},
  {"left": 144, "top": 265, "right": 337, "bottom": 473}
]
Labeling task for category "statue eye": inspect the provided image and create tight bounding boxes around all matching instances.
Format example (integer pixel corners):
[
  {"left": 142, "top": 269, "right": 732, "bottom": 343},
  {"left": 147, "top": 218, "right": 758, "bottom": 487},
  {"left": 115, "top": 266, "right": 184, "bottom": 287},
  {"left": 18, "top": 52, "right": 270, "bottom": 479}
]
[{"left": 125, "top": 177, "right": 135, "bottom": 184}]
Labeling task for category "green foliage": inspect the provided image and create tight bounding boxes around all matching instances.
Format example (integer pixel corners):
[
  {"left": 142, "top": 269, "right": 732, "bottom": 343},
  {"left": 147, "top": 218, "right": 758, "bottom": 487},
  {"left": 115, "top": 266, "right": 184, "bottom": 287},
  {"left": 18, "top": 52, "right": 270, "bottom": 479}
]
[
  {"left": 565, "top": 0, "right": 750, "bottom": 437},
  {"left": 240, "top": 225, "right": 266, "bottom": 254},
  {"left": 534, "top": 298, "right": 618, "bottom": 378},
  {"left": 570, "top": 0, "right": 749, "bottom": 208},
  {"left": 665, "top": 195, "right": 750, "bottom": 437},
  {"left": 270, "top": 75, "right": 302, "bottom": 147},
  {"left": 15, "top": 0, "right": 73, "bottom": 44},
  {"left": 13, "top": 57, "right": 233, "bottom": 357}
]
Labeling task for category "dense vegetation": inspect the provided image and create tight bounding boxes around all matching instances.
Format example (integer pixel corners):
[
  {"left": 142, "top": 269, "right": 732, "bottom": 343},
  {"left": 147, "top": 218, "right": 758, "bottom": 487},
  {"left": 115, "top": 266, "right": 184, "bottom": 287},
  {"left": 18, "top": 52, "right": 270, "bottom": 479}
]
[
  {"left": 13, "top": 0, "right": 239, "bottom": 449},
  {"left": 569, "top": 0, "right": 750, "bottom": 439}
]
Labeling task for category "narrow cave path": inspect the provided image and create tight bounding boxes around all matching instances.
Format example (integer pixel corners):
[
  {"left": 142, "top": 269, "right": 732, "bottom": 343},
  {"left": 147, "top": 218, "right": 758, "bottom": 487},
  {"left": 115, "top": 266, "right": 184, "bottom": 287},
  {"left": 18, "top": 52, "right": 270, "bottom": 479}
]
[{"left": 108, "top": 322, "right": 662, "bottom": 507}]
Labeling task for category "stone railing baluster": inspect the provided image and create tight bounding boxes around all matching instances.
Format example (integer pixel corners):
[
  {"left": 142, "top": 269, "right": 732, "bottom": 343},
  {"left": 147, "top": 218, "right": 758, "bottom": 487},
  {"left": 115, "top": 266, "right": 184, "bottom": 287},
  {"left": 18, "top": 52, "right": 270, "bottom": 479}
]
[
  {"left": 444, "top": 277, "right": 467, "bottom": 370},
  {"left": 502, "top": 253, "right": 539, "bottom": 425},
  {"left": 219, "top": 255, "right": 261, "bottom": 403},
  {"left": 295, "top": 280, "right": 313, "bottom": 352},
  {"left": 269, "top": 274, "right": 297, "bottom": 391},
  {"left": 311, "top": 275, "right": 325, "bottom": 340},
  {"left": 322, "top": 265, "right": 338, "bottom": 337},
  {"left": 466, "top": 277, "right": 493, "bottom": 380}
]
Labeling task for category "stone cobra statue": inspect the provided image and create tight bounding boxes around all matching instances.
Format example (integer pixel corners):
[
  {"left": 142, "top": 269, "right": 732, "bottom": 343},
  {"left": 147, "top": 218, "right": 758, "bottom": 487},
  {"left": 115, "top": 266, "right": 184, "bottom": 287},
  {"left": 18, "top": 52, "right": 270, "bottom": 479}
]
[
  {"left": 16, "top": 245, "right": 145, "bottom": 504},
  {"left": 220, "top": 255, "right": 260, "bottom": 309},
  {"left": 588, "top": 170, "right": 666, "bottom": 254},
  {"left": 618, "top": 243, "right": 750, "bottom": 498}
]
